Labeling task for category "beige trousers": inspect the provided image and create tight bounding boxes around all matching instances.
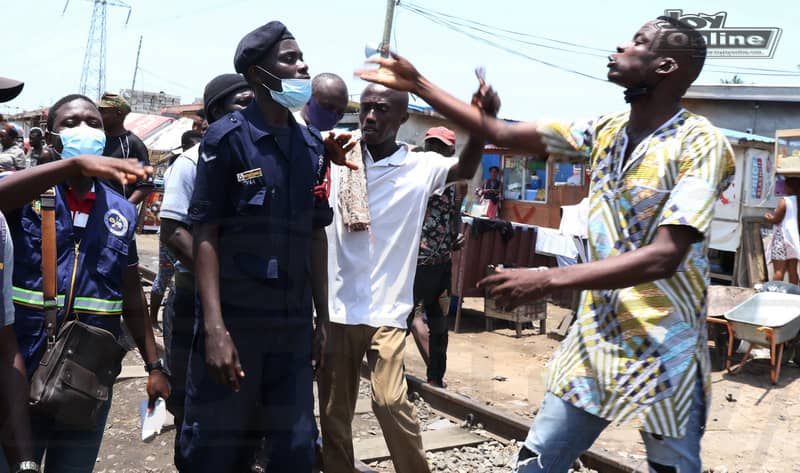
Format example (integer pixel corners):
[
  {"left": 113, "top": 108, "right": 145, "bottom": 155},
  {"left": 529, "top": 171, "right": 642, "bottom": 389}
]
[{"left": 318, "top": 323, "right": 429, "bottom": 473}]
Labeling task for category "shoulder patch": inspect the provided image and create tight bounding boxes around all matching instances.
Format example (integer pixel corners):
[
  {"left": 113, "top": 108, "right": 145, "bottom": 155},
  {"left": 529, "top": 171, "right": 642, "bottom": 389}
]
[{"left": 104, "top": 209, "right": 129, "bottom": 237}]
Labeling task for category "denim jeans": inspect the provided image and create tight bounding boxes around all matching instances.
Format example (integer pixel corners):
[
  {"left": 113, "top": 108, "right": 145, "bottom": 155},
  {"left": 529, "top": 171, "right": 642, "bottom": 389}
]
[
  {"left": 0, "top": 394, "right": 113, "bottom": 473},
  {"left": 515, "top": 377, "right": 706, "bottom": 473}
]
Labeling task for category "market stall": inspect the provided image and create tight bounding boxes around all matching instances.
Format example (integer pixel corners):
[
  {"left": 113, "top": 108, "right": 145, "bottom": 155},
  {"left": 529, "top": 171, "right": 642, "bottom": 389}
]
[
  {"left": 708, "top": 129, "right": 777, "bottom": 286},
  {"left": 470, "top": 147, "right": 589, "bottom": 228}
]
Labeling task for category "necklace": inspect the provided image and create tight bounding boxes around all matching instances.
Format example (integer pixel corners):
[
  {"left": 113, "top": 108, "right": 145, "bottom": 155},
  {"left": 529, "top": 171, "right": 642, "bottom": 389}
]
[{"left": 118, "top": 135, "right": 130, "bottom": 159}]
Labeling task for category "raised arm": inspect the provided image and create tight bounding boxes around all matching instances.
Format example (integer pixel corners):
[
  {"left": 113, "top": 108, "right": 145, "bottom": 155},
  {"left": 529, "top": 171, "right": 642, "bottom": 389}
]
[
  {"left": 0, "top": 156, "right": 149, "bottom": 213},
  {"left": 446, "top": 78, "right": 501, "bottom": 183},
  {"left": 357, "top": 52, "right": 547, "bottom": 156}
]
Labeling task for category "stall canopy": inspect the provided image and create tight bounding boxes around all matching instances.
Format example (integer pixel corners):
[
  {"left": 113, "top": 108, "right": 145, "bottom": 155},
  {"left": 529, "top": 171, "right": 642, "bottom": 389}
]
[
  {"left": 144, "top": 117, "right": 194, "bottom": 165},
  {"left": 123, "top": 113, "right": 173, "bottom": 141}
]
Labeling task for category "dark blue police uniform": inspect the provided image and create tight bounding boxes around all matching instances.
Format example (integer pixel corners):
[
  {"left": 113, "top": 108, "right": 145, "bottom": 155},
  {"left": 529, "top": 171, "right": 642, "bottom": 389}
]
[{"left": 180, "top": 101, "right": 332, "bottom": 473}]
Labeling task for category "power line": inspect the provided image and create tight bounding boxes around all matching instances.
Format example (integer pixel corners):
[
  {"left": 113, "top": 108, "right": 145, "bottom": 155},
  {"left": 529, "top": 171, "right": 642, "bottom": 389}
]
[
  {"left": 401, "top": 2, "right": 800, "bottom": 79},
  {"left": 401, "top": 3, "right": 608, "bottom": 59},
  {"left": 705, "top": 69, "right": 800, "bottom": 77},
  {"left": 136, "top": 66, "right": 198, "bottom": 95},
  {"left": 402, "top": 1, "right": 611, "bottom": 54},
  {"left": 399, "top": 3, "right": 608, "bottom": 82},
  {"left": 705, "top": 63, "right": 800, "bottom": 75}
]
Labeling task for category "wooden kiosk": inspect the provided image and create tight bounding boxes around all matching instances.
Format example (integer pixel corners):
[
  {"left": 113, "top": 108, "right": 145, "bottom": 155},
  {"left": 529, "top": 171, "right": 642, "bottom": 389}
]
[{"left": 480, "top": 146, "right": 589, "bottom": 227}]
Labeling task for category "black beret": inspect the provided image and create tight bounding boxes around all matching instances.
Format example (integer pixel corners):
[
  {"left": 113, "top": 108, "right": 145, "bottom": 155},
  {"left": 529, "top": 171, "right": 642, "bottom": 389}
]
[
  {"left": 234, "top": 21, "right": 294, "bottom": 74},
  {"left": 203, "top": 73, "right": 249, "bottom": 119},
  {"left": 0, "top": 76, "right": 24, "bottom": 103}
]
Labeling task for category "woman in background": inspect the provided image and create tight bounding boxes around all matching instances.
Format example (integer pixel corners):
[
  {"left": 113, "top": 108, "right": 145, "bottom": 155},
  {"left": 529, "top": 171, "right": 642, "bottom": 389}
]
[
  {"left": 481, "top": 166, "right": 502, "bottom": 219},
  {"left": 765, "top": 177, "right": 800, "bottom": 284}
]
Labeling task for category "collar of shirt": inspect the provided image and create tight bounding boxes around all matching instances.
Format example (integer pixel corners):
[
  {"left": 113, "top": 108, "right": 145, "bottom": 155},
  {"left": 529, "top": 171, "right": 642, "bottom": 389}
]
[
  {"left": 364, "top": 142, "right": 409, "bottom": 168},
  {"left": 65, "top": 183, "right": 97, "bottom": 228},
  {"left": 241, "top": 101, "right": 319, "bottom": 150}
]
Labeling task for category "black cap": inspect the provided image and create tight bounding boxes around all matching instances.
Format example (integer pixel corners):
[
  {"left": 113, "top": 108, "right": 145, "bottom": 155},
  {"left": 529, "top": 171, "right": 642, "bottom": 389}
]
[
  {"left": 0, "top": 76, "right": 24, "bottom": 103},
  {"left": 234, "top": 21, "right": 294, "bottom": 74},
  {"left": 203, "top": 73, "right": 249, "bottom": 119}
]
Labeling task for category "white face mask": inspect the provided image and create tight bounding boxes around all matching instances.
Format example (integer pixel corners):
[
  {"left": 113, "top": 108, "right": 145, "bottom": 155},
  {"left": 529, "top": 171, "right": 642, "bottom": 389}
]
[
  {"left": 255, "top": 65, "right": 311, "bottom": 111},
  {"left": 51, "top": 123, "right": 106, "bottom": 159}
]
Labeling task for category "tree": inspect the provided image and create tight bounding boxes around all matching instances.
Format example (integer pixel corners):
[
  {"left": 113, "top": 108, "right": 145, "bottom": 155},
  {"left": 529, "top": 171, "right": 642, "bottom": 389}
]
[{"left": 721, "top": 75, "right": 744, "bottom": 84}]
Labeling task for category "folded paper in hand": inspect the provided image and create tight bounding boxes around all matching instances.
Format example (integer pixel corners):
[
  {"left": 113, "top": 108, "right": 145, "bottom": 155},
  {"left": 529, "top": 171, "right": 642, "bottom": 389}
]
[{"left": 140, "top": 398, "right": 167, "bottom": 442}]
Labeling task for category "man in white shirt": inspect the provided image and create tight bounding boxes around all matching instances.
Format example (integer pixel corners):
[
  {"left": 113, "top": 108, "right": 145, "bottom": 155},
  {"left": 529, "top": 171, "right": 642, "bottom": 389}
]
[{"left": 319, "top": 82, "right": 496, "bottom": 473}]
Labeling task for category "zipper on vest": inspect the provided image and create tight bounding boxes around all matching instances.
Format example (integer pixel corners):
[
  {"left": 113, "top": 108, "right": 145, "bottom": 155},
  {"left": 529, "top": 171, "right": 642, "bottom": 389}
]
[{"left": 62, "top": 241, "right": 81, "bottom": 319}]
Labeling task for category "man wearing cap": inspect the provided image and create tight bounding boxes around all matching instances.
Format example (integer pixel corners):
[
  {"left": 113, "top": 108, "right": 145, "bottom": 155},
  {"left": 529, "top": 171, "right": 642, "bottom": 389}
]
[
  {"left": 181, "top": 22, "right": 350, "bottom": 472},
  {"left": 407, "top": 126, "right": 463, "bottom": 388},
  {"left": 158, "top": 73, "right": 252, "bottom": 471},
  {"left": 98, "top": 92, "right": 152, "bottom": 204},
  {"left": 0, "top": 125, "right": 26, "bottom": 171}
]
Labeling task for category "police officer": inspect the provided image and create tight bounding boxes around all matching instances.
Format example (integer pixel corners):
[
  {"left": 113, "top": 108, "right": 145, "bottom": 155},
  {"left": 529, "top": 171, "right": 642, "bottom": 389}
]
[
  {"left": 181, "top": 22, "right": 345, "bottom": 472},
  {"left": 159, "top": 73, "right": 253, "bottom": 471}
]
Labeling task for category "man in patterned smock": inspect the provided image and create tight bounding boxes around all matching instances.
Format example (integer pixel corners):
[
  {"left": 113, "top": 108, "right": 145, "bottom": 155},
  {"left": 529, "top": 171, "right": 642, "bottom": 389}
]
[{"left": 357, "top": 15, "right": 735, "bottom": 473}]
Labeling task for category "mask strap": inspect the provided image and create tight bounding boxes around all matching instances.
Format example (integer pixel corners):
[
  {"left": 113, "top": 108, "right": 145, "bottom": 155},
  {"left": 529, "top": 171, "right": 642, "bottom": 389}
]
[{"left": 623, "top": 86, "right": 650, "bottom": 103}]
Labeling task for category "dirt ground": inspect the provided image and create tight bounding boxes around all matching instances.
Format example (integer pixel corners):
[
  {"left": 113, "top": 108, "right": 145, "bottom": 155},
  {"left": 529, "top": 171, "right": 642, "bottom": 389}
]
[{"left": 103, "top": 234, "right": 800, "bottom": 473}]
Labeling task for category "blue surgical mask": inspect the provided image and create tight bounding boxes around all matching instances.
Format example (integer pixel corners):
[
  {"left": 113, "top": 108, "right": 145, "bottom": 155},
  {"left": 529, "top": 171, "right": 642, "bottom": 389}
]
[
  {"left": 256, "top": 65, "right": 311, "bottom": 111},
  {"left": 52, "top": 123, "right": 106, "bottom": 159}
]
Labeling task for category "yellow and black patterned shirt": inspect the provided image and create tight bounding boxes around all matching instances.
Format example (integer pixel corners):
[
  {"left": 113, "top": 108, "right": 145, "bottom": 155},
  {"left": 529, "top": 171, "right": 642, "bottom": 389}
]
[{"left": 539, "top": 109, "right": 735, "bottom": 436}]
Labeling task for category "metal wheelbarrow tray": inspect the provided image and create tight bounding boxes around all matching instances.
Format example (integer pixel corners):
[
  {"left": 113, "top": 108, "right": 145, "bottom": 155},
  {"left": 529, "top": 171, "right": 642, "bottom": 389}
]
[{"left": 723, "top": 292, "right": 800, "bottom": 384}]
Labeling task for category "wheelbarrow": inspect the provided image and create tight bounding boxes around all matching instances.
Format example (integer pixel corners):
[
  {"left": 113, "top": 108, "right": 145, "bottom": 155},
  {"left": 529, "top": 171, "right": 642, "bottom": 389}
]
[{"left": 723, "top": 292, "right": 800, "bottom": 384}]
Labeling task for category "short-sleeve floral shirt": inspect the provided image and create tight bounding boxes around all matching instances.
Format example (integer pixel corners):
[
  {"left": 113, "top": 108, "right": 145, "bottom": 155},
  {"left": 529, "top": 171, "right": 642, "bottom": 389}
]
[
  {"left": 539, "top": 109, "right": 735, "bottom": 436},
  {"left": 418, "top": 186, "right": 458, "bottom": 265}
]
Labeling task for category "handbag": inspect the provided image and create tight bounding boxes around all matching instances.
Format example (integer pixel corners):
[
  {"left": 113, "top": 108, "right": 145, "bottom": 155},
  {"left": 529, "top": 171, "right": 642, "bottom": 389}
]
[{"left": 28, "top": 188, "right": 126, "bottom": 430}]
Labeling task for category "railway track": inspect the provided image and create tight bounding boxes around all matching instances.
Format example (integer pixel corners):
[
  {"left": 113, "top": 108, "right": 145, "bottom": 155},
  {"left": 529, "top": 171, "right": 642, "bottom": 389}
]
[{"left": 139, "top": 265, "right": 634, "bottom": 472}]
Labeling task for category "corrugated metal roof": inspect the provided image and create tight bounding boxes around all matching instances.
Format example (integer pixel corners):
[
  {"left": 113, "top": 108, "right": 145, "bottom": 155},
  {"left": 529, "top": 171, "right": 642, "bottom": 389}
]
[
  {"left": 719, "top": 127, "right": 774, "bottom": 144},
  {"left": 685, "top": 84, "right": 800, "bottom": 103}
]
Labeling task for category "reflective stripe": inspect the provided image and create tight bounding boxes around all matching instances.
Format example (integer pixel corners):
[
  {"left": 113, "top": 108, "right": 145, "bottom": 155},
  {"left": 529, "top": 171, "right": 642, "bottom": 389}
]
[
  {"left": 12, "top": 287, "right": 121, "bottom": 314},
  {"left": 12, "top": 286, "right": 65, "bottom": 307},
  {"left": 73, "top": 297, "right": 123, "bottom": 314}
]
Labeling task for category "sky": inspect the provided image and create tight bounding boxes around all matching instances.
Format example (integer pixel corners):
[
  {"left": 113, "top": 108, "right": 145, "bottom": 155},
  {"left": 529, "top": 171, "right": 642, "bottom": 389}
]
[{"left": 3, "top": 0, "right": 799, "bottom": 122}]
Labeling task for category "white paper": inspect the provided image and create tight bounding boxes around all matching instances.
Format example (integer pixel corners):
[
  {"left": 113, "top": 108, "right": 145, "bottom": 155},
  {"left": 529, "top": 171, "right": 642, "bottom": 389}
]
[{"left": 140, "top": 397, "right": 167, "bottom": 442}]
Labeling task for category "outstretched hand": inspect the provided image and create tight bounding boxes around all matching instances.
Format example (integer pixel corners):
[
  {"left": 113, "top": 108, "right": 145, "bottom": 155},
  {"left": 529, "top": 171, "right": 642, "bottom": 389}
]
[
  {"left": 324, "top": 132, "right": 359, "bottom": 170},
  {"left": 355, "top": 51, "right": 422, "bottom": 93},
  {"left": 74, "top": 155, "right": 152, "bottom": 186}
]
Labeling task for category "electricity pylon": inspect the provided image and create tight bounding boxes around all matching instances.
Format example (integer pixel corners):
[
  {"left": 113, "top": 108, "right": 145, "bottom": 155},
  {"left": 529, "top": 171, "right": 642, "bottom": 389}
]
[{"left": 63, "top": 0, "right": 132, "bottom": 100}]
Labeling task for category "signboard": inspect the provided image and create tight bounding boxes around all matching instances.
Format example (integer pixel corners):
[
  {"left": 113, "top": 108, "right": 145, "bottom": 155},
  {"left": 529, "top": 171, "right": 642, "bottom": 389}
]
[
  {"left": 744, "top": 148, "right": 777, "bottom": 208},
  {"left": 664, "top": 10, "right": 782, "bottom": 58}
]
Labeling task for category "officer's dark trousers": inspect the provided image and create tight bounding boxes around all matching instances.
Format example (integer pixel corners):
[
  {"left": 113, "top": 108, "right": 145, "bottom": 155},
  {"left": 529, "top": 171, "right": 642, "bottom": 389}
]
[
  {"left": 179, "top": 310, "right": 315, "bottom": 473},
  {"left": 412, "top": 260, "right": 451, "bottom": 384},
  {"left": 163, "top": 272, "right": 195, "bottom": 472}
]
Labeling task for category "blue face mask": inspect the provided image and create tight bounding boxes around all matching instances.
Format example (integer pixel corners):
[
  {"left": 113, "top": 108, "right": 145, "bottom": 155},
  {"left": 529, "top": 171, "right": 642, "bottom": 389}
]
[
  {"left": 52, "top": 124, "right": 106, "bottom": 159},
  {"left": 256, "top": 65, "right": 311, "bottom": 111}
]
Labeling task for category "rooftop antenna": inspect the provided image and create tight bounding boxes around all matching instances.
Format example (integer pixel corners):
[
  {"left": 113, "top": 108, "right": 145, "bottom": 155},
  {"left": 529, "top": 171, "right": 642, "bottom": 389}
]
[{"left": 63, "top": 0, "right": 132, "bottom": 100}]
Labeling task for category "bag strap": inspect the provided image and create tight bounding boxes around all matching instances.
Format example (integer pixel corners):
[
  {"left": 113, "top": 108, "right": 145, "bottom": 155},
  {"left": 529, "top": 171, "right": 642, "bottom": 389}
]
[{"left": 40, "top": 188, "right": 58, "bottom": 348}]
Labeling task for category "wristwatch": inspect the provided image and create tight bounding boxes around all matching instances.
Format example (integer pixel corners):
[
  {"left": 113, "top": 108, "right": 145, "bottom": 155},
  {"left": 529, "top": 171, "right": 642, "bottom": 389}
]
[
  {"left": 144, "top": 358, "right": 168, "bottom": 374},
  {"left": 14, "top": 461, "right": 40, "bottom": 473}
]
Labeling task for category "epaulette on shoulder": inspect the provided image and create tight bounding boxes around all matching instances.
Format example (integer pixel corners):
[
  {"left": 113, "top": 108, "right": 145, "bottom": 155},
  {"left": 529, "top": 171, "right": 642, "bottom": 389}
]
[{"left": 203, "top": 113, "right": 243, "bottom": 148}]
